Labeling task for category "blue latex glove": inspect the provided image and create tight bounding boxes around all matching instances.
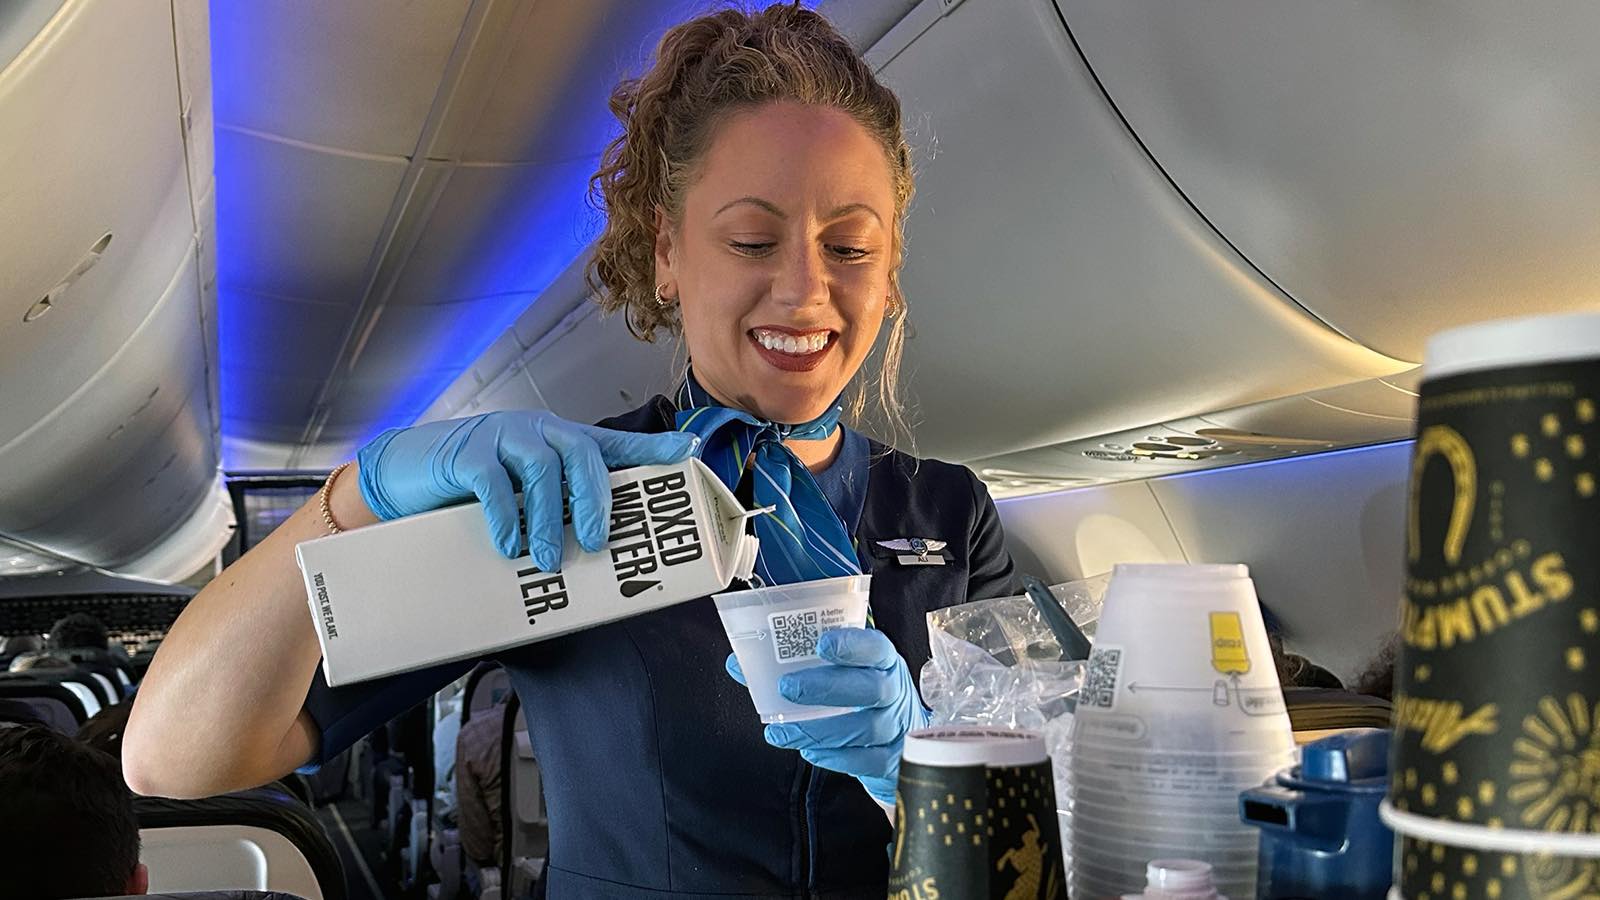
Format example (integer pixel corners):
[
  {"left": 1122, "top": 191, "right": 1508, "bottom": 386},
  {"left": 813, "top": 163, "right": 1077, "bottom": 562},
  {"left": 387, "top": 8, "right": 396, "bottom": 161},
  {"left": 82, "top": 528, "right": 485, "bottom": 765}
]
[
  {"left": 726, "top": 627, "right": 931, "bottom": 805},
  {"left": 356, "top": 411, "right": 698, "bottom": 568}
]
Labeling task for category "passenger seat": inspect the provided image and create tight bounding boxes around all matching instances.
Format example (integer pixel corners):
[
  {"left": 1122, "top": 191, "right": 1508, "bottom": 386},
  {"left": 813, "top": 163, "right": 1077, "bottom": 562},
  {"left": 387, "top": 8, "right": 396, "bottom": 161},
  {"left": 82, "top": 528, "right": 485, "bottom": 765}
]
[
  {"left": 134, "top": 785, "right": 347, "bottom": 900},
  {"left": 495, "top": 693, "right": 547, "bottom": 900},
  {"left": 83, "top": 893, "right": 310, "bottom": 900},
  {"left": 0, "top": 673, "right": 96, "bottom": 725}
]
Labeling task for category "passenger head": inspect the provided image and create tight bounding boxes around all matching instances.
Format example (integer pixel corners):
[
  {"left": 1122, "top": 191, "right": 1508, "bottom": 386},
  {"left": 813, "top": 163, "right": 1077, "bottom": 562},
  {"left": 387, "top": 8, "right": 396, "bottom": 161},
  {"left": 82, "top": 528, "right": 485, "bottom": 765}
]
[
  {"left": 1, "top": 634, "right": 42, "bottom": 656},
  {"left": 47, "top": 612, "right": 111, "bottom": 651},
  {"left": 0, "top": 725, "right": 147, "bottom": 897},
  {"left": 589, "top": 2, "right": 914, "bottom": 434},
  {"left": 9, "top": 652, "right": 73, "bottom": 673},
  {"left": 1352, "top": 634, "right": 1398, "bottom": 701}
]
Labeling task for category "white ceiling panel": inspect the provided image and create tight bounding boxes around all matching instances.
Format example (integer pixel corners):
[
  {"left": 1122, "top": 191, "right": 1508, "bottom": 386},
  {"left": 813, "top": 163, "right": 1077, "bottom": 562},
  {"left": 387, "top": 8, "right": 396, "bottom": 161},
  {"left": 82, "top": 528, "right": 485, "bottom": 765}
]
[
  {"left": 523, "top": 305, "right": 678, "bottom": 426},
  {"left": 342, "top": 294, "right": 514, "bottom": 384},
  {"left": 220, "top": 434, "right": 297, "bottom": 473},
  {"left": 384, "top": 157, "right": 602, "bottom": 306},
  {"left": 222, "top": 290, "right": 350, "bottom": 379},
  {"left": 294, "top": 373, "right": 459, "bottom": 450},
  {"left": 1058, "top": 0, "right": 1600, "bottom": 361},
  {"left": 210, "top": 0, "right": 471, "bottom": 156},
  {"left": 222, "top": 369, "right": 324, "bottom": 446},
  {"left": 438, "top": 0, "right": 649, "bottom": 165},
  {"left": 470, "top": 363, "right": 545, "bottom": 415},
  {"left": 215, "top": 128, "right": 408, "bottom": 303},
  {"left": 467, "top": 330, "right": 529, "bottom": 391},
  {"left": 875, "top": 0, "right": 1407, "bottom": 462}
]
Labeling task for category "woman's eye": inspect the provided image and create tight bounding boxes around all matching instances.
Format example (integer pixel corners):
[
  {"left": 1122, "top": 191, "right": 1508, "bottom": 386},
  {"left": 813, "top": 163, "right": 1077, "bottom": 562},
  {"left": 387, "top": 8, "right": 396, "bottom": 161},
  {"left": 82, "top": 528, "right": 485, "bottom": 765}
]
[
  {"left": 729, "top": 241, "right": 774, "bottom": 256},
  {"left": 828, "top": 244, "right": 870, "bottom": 260}
]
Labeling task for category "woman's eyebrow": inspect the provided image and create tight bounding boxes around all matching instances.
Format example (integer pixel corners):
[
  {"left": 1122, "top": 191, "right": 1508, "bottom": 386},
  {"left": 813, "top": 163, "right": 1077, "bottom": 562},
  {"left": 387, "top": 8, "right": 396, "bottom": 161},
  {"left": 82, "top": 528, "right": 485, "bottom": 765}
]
[
  {"left": 715, "top": 196, "right": 786, "bottom": 218},
  {"left": 824, "top": 202, "right": 883, "bottom": 225},
  {"left": 713, "top": 197, "right": 884, "bottom": 225}
]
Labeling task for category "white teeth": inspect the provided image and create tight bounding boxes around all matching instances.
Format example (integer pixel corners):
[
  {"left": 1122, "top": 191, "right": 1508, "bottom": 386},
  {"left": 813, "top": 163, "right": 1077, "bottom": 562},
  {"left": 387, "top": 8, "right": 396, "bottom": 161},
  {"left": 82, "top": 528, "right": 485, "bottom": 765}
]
[{"left": 754, "top": 330, "right": 829, "bottom": 355}]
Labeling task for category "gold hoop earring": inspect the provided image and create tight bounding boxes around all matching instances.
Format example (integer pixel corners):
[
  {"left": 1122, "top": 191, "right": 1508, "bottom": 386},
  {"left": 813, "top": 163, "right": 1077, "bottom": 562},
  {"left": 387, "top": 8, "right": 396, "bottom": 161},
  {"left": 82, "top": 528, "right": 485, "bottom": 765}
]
[{"left": 654, "top": 283, "right": 673, "bottom": 308}]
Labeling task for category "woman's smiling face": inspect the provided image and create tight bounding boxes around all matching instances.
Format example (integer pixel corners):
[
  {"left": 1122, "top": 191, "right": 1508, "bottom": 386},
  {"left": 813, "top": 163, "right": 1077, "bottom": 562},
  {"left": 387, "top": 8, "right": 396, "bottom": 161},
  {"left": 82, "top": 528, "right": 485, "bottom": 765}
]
[{"left": 655, "top": 101, "right": 897, "bottom": 425}]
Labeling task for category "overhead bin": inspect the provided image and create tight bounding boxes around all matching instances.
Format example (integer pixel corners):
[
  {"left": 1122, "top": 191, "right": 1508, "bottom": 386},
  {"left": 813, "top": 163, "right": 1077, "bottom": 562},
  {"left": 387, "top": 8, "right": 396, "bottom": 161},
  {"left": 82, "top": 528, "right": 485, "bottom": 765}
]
[
  {"left": 0, "top": 250, "right": 230, "bottom": 573},
  {"left": 1056, "top": 0, "right": 1600, "bottom": 362},
  {"left": 970, "top": 371, "right": 1419, "bottom": 499},
  {"left": 868, "top": 0, "right": 1409, "bottom": 463},
  {"left": 0, "top": 0, "right": 222, "bottom": 579},
  {"left": 0, "top": 1, "right": 66, "bottom": 77}
]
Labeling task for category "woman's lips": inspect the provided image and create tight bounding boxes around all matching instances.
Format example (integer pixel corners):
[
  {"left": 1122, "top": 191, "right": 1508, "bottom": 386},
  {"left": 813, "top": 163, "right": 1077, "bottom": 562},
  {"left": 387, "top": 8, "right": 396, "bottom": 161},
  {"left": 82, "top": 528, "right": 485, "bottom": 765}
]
[{"left": 748, "top": 327, "right": 835, "bottom": 373}]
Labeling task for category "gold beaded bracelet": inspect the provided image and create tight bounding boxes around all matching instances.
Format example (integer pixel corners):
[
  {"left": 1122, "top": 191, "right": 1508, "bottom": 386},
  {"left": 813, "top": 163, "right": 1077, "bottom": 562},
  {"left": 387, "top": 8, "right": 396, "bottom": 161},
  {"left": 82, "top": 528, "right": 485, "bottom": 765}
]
[{"left": 319, "top": 461, "right": 354, "bottom": 535}]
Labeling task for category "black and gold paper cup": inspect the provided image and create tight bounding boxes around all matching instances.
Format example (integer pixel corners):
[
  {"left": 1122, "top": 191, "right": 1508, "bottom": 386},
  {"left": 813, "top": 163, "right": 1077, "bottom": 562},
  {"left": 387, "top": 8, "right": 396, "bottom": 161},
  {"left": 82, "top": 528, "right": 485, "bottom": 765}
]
[
  {"left": 1398, "top": 834, "right": 1600, "bottom": 900},
  {"left": 888, "top": 727, "right": 1065, "bottom": 900},
  {"left": 1384, "top": 313, "right": 1600, "bottom": 896}
]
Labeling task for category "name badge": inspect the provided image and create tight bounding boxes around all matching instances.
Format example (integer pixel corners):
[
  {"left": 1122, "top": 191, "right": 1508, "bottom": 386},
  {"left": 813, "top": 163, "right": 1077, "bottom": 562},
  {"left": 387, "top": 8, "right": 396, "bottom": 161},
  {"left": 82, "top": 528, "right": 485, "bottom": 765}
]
[{"left": 877, "top": 538, "right": 948, "bottom": 567}]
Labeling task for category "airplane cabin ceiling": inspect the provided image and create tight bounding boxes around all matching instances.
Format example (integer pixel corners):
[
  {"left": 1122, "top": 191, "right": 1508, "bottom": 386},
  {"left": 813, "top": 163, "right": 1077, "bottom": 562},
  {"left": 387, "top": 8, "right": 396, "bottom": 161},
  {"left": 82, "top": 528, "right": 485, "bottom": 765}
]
[
  {"left": 213, "top": 0, "right": 723, "bottom": 469},
  {"left": 1057, "top": 0, "right": 1600, "bottom": 361}
]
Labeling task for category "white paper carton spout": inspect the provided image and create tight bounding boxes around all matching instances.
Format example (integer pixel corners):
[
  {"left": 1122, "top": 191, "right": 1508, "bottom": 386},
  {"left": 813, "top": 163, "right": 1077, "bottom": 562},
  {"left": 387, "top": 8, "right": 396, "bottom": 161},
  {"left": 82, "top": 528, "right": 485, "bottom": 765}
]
[{"left": 296, "top": 458, "right": 759, "bottom": 685}]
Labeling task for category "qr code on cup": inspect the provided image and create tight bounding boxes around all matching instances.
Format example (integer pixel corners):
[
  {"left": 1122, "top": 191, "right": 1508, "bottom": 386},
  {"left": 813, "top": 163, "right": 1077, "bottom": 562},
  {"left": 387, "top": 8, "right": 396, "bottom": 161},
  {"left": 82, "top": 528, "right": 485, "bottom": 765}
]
[
  {"left": 768, "top": 605, "right": 854, "bottom": 663},
  {"left": 771, "top": 611, "right": 822, "bottom": 663},
  {"left": 1081, "top": 646, "right": 1122, "bottom": 709}
]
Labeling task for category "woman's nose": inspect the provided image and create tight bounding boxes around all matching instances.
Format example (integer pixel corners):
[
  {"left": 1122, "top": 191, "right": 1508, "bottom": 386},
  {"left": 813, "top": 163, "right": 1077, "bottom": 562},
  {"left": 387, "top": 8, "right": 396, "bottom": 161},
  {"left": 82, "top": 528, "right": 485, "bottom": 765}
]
[{"left": 770, "top": 243, "right": 829, "bottom": 310}]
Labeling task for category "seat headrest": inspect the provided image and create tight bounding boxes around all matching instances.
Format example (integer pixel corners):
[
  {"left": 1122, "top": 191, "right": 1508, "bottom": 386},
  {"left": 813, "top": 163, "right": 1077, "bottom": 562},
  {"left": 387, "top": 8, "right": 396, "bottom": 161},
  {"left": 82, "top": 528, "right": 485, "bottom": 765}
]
[
  {"left": 0, "top": 679, "right": 89, "bottom": 724},
  {"left": 85, "top": 883, "right": 312, "bottom": 890},
  {"left": 134, "top": 786, "right": 345, "bottom": 900}
]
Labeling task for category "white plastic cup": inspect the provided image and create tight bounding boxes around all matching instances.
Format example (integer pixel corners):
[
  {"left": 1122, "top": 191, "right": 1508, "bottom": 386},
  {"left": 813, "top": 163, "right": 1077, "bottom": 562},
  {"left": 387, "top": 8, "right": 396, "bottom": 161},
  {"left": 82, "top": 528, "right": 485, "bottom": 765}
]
[
  {"left": 1070, "top": 734, "right": 1296, "bottom": 761},
  {"left": 1071, "top": 830, "right": 1258, "bottom": 864},
  {"left": 714, "top": 574, "right": 871, "bottom": 723},
  {"left": 1067, "top": 803, "right": 1249, "bottom": 838},
  {"left": 1074, "top": 564, "right": 1291, "bottom": 752},
  {"left": 1068, "top": 755, "right": 1280, "bottom": 791}
]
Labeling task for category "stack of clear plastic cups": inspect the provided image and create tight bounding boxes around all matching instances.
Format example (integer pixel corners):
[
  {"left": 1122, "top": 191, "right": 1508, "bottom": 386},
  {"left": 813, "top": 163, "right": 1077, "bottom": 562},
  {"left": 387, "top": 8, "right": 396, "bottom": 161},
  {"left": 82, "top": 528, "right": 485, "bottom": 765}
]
[{"left": 1067, "top": 564, "right": 1295, "bottom": 900}]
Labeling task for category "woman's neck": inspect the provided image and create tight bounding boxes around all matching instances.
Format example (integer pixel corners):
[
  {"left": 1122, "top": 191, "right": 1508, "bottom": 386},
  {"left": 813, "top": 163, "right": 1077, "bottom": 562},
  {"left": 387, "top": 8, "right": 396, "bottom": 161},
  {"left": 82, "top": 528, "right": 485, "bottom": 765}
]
[
  {"left": 788, "top": 429, "right": 844, "bottom": 474},
  {"left": 687, "top": 372, "right": 844, "bottom": 473}
]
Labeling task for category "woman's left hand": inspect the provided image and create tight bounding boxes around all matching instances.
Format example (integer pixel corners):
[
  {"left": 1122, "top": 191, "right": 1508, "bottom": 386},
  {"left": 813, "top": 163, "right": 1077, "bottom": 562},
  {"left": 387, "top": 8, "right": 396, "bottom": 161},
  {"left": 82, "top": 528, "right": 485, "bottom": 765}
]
[{"left": 725, "top": 627, "right": 930, "bottom": 806}]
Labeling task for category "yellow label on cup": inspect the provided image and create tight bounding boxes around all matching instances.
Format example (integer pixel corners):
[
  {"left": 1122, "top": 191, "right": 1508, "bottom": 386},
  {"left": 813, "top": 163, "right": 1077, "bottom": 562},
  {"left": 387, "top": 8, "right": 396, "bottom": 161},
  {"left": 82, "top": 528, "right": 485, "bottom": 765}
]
[{"left": 1209, "top": 612, "right": 1251, "bottom": 675}]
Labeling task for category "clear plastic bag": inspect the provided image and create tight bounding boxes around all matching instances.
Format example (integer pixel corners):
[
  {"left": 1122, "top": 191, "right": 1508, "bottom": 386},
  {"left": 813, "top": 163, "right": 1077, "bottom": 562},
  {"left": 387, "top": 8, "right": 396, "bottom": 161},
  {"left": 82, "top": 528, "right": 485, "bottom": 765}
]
[
  {"left": 919, "top": 573, "right": 1106, "bottom": 729},
  {"left": 918, "top": 573, "right": 1109, "bottom": 854}
]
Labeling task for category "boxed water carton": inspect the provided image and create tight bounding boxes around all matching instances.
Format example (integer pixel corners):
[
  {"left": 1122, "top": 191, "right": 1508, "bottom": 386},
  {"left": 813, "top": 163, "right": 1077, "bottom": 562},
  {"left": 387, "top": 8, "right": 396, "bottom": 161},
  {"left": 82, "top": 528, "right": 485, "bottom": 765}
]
[{"left": 296, "top": 458, "right": 760, "bottom": 685}]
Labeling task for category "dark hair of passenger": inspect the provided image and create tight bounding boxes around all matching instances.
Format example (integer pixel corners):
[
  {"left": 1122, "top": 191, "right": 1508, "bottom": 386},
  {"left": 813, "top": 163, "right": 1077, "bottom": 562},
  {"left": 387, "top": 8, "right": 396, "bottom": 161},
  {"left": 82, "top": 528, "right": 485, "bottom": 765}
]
[
  {"left": 47, "top": 612, "right": 111, "bottom": 651},
  {"left": 0, "top": 725, "right": 144, "bottom": 898},
  {"left": 1351, "top": 633, "right": 1399, "bottom": 701},
  {"left": 78, "top": 702, "right": 135, "bottom": 760}
]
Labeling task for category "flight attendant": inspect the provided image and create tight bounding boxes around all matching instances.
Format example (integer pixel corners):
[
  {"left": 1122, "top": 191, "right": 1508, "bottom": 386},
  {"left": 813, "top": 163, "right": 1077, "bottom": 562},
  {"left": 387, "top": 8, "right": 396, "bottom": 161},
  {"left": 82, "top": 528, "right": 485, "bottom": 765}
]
[{"left": 126, "top": 5, "right": 1019, "bottom": 897}]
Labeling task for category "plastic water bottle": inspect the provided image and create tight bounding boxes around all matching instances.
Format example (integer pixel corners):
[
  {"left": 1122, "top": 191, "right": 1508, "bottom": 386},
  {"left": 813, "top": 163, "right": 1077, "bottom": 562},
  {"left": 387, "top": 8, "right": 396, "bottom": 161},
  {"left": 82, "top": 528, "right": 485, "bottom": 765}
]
[{"left": 1120, "top": 859, "right": 1228, "bottom": 900}]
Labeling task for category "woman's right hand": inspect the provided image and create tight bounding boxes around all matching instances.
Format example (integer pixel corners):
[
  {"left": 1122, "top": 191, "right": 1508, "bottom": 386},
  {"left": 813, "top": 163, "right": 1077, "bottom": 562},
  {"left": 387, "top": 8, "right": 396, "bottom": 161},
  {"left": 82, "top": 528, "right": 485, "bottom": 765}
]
[{"left": 357, "top": 411, "right": 698, "bottom": 568}]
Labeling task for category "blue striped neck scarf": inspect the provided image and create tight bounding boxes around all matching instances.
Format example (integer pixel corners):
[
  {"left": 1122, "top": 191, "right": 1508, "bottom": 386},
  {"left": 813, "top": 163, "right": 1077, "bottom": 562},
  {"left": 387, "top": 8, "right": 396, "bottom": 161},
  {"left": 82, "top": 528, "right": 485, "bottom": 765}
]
[{"left": 673, "top": 373, "right": 864, "bottom": 589}]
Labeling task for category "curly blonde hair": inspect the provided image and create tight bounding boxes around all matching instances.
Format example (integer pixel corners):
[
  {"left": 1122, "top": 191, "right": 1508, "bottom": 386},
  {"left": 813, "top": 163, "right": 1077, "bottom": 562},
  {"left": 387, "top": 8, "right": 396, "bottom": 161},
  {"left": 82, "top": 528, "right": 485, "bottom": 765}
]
[{"left": 587, "top": 2, "right": 915, "bottom": 440}]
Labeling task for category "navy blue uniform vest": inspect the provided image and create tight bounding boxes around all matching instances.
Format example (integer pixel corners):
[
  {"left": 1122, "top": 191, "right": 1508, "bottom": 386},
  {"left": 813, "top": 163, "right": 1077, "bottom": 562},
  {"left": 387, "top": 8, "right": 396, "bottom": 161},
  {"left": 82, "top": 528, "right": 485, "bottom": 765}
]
[{"left": 302, "top": 397, "right": 1020, "bottom": 898}]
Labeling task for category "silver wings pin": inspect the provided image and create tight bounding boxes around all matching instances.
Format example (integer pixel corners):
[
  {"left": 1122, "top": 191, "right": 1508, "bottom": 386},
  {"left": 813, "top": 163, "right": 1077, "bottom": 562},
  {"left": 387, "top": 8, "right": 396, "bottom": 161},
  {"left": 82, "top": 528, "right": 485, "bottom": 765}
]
[{"left": 875, "top": 537, "right": 948, "bottom": 565}]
